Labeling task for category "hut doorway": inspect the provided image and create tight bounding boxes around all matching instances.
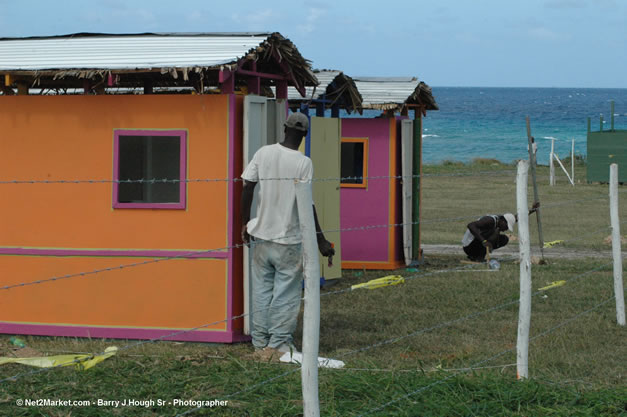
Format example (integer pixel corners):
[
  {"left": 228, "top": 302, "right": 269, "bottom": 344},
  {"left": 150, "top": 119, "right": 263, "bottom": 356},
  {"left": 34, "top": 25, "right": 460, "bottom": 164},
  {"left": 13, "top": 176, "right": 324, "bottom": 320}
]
[{"left": 242, "top": 95, "right": 287, "bottom": 335}]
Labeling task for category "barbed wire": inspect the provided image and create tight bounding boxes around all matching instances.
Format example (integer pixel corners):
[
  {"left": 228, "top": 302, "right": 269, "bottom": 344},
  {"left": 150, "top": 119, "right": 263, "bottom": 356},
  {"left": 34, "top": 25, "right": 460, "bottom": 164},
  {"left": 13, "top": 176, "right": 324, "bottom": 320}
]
[
  {"left": 540, "top": 195, "right": 610, "bottom": 209},
  {"left": 0, "top": 211, "right": 509, "bottom": 293},
  {"left": 332, "top": 363, "right": 518, "bottom": 373},
  {"left": 356, "top": 296, "right": 616, "bottom": 417},
  {"left": 333, "top": 262, "right": 611, "bottom": 362},
  {"left": 0, "top": 169, "right": 519, "bottom": 185},
  {"left": 2, "top": 199, "right": 620, "bottom": 294}
]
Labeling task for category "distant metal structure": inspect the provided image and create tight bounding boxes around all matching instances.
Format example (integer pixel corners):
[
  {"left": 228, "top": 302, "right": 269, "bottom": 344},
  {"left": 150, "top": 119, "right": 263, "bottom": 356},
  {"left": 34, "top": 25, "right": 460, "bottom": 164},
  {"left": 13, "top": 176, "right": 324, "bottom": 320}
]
[{"left": 587, "top": 101, "right": 627, "bottom": 182}]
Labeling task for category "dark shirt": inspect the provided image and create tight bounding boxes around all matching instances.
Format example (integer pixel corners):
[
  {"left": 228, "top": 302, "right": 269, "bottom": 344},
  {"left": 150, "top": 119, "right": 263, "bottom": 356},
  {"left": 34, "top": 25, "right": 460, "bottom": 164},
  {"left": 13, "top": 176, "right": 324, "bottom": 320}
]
[{"left": 467, "top": 215, "right": 502, "bottom": 245}]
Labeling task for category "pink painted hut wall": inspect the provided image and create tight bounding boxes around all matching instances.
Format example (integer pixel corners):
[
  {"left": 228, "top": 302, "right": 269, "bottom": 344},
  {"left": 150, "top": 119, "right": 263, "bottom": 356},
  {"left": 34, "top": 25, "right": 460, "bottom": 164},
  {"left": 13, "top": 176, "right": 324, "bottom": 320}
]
[{"left": 340, "top": 118, "right": 402, "bottom": 269}]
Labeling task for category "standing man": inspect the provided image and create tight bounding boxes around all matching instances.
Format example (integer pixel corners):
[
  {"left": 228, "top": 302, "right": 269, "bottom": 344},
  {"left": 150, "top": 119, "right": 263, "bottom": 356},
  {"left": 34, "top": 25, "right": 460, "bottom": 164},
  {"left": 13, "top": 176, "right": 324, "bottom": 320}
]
[
  {"left": 241, "top": 112, "right": 334, "bottom": 358},
  {"left": 462, "top": 203, "right": 539, "bottom": 262}
]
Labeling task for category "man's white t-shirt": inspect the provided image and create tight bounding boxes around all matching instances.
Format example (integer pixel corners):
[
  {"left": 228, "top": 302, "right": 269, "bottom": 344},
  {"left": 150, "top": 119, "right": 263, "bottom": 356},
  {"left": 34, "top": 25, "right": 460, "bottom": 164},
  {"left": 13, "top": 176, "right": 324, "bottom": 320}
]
[{"left": 242, "top": 143, "right": 313, "bottom": 245}]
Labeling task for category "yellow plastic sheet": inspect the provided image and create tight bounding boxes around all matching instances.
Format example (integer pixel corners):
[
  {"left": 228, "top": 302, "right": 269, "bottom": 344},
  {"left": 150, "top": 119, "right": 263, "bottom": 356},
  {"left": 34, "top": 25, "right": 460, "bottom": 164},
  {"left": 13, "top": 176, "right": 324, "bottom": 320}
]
[
  {"left": 351, "top": 275, "right": 404, "bottom": 290},
  {"left": 0, "top": 346, "right": 118, "bottom": 370},
  {"left": 543, "top": 240, "right": 564, "bottom": 248},
  {"left": 538, "top": 280, "right": 566, "bottom": 291}
]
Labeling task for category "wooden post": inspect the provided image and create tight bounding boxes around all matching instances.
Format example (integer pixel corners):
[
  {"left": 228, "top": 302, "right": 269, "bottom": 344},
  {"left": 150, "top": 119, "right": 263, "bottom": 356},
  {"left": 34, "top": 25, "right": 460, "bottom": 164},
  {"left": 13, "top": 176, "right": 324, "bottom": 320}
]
[
  {"left": 610, "top": 101, "right": 615, "bottom": 131},
  {"left": 315, "top": 100, "right": 325, "bottom": 117},
  {"left": 276, "top": 80, "right": 288, "bottom": 100},
  {"left": 82, "top": 80, "right": 91, "bottom": 95},
  {"left": 571, "top": 139, "right": 575, "bottom": 185},
  {"left": 516, "top": 160, "right": 532, "bottom": 379},
  {"left": 144, "top": 79, "right": 153, "bottom": 95},
  {"left": 17, "top": 82, "right": 29, "bottom": 95},
  {"left": 609, "top": 164, "right": 626, "bottom": 326},
  {"left": 412, "top": 109, "right": 423, "bottom": 262},
  {"left": 549, "top": 139, "right": 555, "bottom": 186},
  {"left": 600, "top": 115, "right": 604, "bottom": 131},
  {"left": 526, "top": 117, "right": 545, "bottom": 260},
  {"left": 295, "top": 181, "right": 321, "bottom": 417}
]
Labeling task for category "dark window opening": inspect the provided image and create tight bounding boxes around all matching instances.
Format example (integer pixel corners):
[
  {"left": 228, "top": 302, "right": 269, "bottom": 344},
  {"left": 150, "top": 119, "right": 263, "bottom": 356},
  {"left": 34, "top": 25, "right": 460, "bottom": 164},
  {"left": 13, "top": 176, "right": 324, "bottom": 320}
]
[
  {"left": 341, "top": 141, "right": 365, "bottom": 184},
  {"left": 117, "top": 135, "right": 181, "bottom": 203}
]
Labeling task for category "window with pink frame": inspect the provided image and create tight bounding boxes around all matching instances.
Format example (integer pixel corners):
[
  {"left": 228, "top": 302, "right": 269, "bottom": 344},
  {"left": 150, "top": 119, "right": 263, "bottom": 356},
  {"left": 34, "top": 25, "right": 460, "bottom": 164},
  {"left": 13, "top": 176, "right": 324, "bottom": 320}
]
[{"left": 113, "top": 129, "right": 187, "bottom": 209}]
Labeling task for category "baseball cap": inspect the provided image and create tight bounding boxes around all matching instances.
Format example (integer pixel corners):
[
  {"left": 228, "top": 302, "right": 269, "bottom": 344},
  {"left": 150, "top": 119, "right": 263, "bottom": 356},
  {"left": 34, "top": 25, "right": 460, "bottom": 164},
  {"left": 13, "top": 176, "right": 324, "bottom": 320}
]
[
  {"left": 284, "top": 112, "right": 309, "bottom": 132},
  {"left": 503, "top": 213, "right": 516, "bottom": 232}
]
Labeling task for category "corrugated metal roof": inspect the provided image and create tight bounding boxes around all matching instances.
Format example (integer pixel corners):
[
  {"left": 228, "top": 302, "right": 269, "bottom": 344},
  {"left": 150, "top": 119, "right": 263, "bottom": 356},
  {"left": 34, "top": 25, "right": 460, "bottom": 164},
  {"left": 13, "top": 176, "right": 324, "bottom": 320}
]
[
  {"left": 353, "top": 77, "right": 420, "bottom": 108},
  {"left": 287, "top": 70, "right": 341, "bottom": 100},
  {"left": 0, "top": 33, "right": 272, "bottom": 71}
]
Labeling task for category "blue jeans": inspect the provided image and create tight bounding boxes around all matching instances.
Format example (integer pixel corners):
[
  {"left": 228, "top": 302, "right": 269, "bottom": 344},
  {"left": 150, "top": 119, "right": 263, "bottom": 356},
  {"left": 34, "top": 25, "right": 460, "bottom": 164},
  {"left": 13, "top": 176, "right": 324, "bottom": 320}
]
[{"left": 251, "top": 238, "right": 303, "bottom": 349}]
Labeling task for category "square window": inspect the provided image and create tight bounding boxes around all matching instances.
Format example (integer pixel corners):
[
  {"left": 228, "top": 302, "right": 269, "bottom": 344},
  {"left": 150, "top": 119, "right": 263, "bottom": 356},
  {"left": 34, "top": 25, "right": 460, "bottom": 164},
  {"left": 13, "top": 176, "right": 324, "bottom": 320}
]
[
  {"left": 341, "top": 138, "right": 368, "bottom": 188},
  {"left": 113, "top": 130, "right": 187, "bottom": 209}
]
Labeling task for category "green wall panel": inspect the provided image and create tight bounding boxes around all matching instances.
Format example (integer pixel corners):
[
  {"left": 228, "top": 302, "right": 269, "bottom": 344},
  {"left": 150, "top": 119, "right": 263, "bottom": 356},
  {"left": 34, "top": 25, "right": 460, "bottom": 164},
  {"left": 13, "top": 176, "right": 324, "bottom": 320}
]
[{"left": 587, "top": 130, "right": 627, "bottom": 182}]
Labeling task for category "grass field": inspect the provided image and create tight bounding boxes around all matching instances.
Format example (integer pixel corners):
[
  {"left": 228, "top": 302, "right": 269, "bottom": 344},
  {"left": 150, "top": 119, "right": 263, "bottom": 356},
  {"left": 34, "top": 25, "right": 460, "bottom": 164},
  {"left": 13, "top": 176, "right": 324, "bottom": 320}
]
[{"left": 1, "top": 159, "right": 625, "bottom": 416}]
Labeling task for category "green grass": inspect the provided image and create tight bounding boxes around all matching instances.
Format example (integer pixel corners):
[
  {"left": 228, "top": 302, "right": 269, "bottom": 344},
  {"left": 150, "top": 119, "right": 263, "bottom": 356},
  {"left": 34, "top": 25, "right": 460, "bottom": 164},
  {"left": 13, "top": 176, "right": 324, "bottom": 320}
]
[
  {"left": 1, "top": 160, "right": 625, "bottom": 416},
  {"left": 421, "top": 159, "right": 622, "bottom": 250}
]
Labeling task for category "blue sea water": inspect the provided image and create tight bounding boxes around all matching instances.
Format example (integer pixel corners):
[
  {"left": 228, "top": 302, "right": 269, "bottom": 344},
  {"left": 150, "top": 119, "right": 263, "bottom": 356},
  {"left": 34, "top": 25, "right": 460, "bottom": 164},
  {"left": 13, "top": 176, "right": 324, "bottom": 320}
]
[{"left": 420, "top": 87, "right": 627, "bottom": 165}]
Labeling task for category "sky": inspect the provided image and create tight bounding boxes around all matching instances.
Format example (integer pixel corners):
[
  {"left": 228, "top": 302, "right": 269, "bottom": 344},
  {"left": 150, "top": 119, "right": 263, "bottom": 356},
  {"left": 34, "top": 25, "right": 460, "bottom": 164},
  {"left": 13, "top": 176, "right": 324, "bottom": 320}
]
[{"left": 0, "top": 0, "right": 625, "bottom": 88}]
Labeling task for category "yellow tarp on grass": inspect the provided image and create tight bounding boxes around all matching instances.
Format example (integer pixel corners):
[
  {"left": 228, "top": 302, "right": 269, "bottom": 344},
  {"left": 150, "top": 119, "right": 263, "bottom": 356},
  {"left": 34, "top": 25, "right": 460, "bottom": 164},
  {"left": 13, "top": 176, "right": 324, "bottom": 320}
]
[{"left": 0, "top": 346, "right": 118, "bottom": 370}]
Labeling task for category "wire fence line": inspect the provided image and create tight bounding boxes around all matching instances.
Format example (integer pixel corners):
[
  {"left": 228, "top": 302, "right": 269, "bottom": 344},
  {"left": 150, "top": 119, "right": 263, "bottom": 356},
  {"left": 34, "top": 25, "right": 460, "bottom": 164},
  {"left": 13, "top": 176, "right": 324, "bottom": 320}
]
[
  {"left": 355, "top": 296, "right": 617, "bottom": 417},
  {"left": 1, "top": 197, "right": 614, "bottom": 293},
  {"left": 0, "top": 211, "right": 517, "bottom": 293},
  {"left": 0, "top": 169, "right": 520, "bottom": 185},
  {"left": 330, "top": 261, "right": 612, "bottom": 362}
]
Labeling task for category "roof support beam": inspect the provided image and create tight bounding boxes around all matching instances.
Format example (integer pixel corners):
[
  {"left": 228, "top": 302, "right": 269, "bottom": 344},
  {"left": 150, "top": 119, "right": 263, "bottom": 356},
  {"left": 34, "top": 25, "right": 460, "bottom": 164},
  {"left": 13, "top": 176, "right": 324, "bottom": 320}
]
[
  {"left": 236, "top": 68, "right": 287, "bottom": 81},
  {"left": 276, "top": 80, "right": 288, "bottom": 99},
  {"left": 316, "top": 101, "right": 325, "bottom": 117},
  {"left": 219, "top": 69, "right": 235, "bottom": 94},
  {"left": 245, "top": 61, "right": 260, "bottom": 95},
  {"left": 17, "top": 82, "right": 29, "bottom": 95}
]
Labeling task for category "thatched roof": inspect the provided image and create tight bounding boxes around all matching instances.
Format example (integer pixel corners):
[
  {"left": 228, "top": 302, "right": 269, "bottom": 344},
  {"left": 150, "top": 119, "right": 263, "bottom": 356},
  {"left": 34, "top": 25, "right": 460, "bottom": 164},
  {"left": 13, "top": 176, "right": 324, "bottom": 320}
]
[
  {"left": 353, "top": 77, "right": 438, "bottom": 112},
  {"left": 287, "top": 69, "right": 363, "bottom": 114}
]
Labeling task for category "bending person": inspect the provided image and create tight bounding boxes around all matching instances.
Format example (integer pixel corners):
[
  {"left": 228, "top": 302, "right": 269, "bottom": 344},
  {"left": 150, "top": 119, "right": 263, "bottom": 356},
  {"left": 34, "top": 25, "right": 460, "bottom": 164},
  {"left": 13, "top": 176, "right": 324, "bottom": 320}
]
[{"left": 462, "top": 202, "right": 539, "bottom": 262}]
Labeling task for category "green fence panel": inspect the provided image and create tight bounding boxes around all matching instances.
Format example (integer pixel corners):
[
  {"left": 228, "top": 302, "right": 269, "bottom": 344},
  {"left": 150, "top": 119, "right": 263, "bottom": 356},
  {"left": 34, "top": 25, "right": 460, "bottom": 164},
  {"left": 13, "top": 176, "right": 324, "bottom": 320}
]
[{"left": 587, "top": 130, "right": 627, "bottom": 182}]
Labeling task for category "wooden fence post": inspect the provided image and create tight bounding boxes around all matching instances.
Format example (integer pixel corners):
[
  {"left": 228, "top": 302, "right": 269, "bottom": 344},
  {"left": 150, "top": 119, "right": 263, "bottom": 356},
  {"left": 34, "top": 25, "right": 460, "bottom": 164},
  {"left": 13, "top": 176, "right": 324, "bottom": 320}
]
[
  {"left": 526, "top": 117, "right": 545, "bottom": 260},
  {"left": 516, "top": 160, "right": 532, "bottom": 379},
  {"left": 295, "top": 181, "right": 321, "bottom": 417},
  {"left": 549, "top": 139, "right": 555, "bottom": 186},
  {"left": 571, "top": 139, "right": 575, "bottom": 185},
  {"left": 609, "top": 164, "right": 626, "bottom": 326}
]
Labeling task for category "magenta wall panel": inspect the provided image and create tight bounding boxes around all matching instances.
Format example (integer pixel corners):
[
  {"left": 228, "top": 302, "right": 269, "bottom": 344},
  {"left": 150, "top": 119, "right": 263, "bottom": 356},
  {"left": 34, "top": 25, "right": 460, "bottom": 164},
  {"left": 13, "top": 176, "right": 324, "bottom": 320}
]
[{"left": 340, "top": 118, "right": 391, "bottom": 262}]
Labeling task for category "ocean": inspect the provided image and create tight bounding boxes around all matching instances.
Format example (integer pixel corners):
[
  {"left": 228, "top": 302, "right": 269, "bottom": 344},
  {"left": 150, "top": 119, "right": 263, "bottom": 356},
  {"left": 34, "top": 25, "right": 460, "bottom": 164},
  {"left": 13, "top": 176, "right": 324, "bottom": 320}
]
[{"left": 419, "top": 87, "right": 627, "bottom": 165}]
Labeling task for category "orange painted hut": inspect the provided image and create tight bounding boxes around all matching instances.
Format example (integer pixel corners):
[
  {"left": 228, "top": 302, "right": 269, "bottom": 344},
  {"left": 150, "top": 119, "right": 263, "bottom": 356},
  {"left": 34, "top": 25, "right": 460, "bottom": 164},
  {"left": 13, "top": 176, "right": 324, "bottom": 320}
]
[{"left": 0, "top": 32, "right": 317, "bottom": 342}]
